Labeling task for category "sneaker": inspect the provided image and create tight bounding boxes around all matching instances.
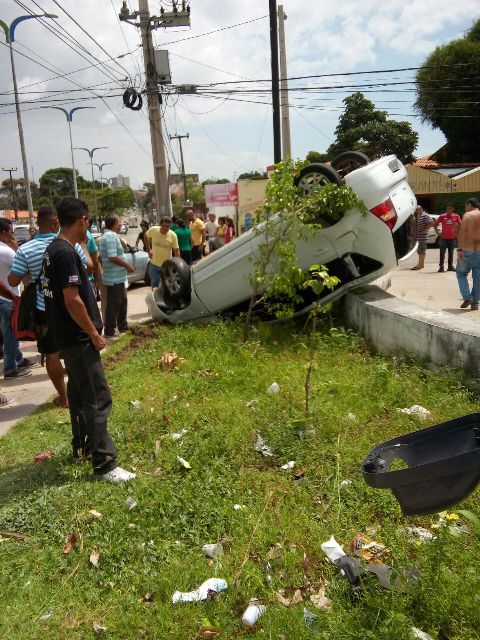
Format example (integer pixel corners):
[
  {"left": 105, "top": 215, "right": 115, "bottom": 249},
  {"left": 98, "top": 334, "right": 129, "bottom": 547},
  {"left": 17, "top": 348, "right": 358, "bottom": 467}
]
[
  {"left": 97, "top": 466, "right": 136, "bottom": 483},
  {"left": 410, "top": 266, "right": 422, "bottom": 270},
  {"left": 438, "top": 266, "right": 445, "bottom": 272},
  {"left": 472, "top": 304, "right": 479, "bottom": 311},
  {"left": 447, "top": 266, "right": 456, "bottom": 272},
  {"left": 18, "top": 357, "right": 36, "bottom": 369},
  {"left": 460, "top": 299, "right": 473, "bottom": 309},
  {"left": 4, "top": 368, "right": 32, "bottom": 379}
]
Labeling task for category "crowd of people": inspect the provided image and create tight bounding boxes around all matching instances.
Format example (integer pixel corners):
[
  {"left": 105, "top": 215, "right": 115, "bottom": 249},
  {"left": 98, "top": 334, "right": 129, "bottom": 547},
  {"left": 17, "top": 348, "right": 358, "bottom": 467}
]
[
  {"left": 135, "top": 210, "right": 236, "bottom": 280},
  {"left": 411, "top": 198, "right": 480, "bottom": 310},
  {"left": 0, "top": 198, "right": 135, "bottom": 482}
]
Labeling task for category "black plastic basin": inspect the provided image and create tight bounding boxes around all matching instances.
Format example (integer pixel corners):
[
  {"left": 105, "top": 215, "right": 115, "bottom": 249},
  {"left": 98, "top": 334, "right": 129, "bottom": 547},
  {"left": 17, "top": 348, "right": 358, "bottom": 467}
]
[{"left": 362, "top": 413, "right": 480, "bottom": 515}]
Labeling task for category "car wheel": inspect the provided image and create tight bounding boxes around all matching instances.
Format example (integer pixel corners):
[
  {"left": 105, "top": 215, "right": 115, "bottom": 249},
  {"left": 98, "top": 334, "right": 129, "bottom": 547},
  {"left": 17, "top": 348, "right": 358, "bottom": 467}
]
[
  {"left": 144, "top": 262, "right": 151, "bottom": 286},
  {"left": 331, "top": 151, "right": 370, "bottom": 178},
  {"left": 162, "top": 258, "right": 191, "bottom": 300},
  {"left": 295, "top": 163, "right": 341, "bottom": 196}
]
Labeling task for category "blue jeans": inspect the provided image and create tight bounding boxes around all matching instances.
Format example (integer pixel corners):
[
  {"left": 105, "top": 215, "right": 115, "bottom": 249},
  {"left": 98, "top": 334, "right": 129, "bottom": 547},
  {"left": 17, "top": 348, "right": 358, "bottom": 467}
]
[
  {"left": 0, "top": 299, "right": 23, "bottom": 375},
  {"left": 456, "top": 251, "right": 480, "bottom": 303},
  {"left": 150, "top": 264, "right": 163, "bottom": 288}
]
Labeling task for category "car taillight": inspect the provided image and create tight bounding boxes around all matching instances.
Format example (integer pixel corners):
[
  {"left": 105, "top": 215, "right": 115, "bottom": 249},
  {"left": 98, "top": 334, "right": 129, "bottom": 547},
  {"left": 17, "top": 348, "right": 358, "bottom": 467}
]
[{"left": 370, "top": 198, "right": 398, "bottom": 230}]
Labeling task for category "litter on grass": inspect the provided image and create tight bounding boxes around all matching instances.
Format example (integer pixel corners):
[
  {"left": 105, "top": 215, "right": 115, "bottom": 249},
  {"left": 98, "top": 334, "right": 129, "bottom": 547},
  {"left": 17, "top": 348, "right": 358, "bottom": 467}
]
[
  {"left": 321, "top": 536, "right": 346, "bottom": 564},
  {"left": 407, "top": 527, "right": 436, "bottom": 543},
  {"left": 276, "top": 589, "right": 302, "bottom": 607},
  {"left": 34, "top": 450, "right": 52, "bottom": 463},
  {"left": 177, "top": 456, "right": 192, "bottom": 469},
  {"left": 255, "top": 433, "right": 274, "bottom": 457},
  {"left": 309, "top": 587, "right": 332, "bottom": 610},
  {"left": 281, "top": 461, "right": 296, "bottom": 470},
  {"left": 397, "top": 405, "right": 430, "bottom": 420},
  {"left": 39, "top": 609, "right": 53, "bottom": 621},
  {"left": 129, "top": 400, "right": 141, "bottom": 410},
  {"left": 241, "top": 599, "right": 266, "bottom": 626},
  {"left": 267, "top": 382, "right": 280, "bottom": 394},
  {"left": 347, "top": 412, "right": 357, "bottom": 421},
  {"left": 340, "top": 479, "right": 352, "bottom": 487},
  {"left": 89, "top": 548, "right": 100, "bottom": 567},
  {"left": 169, "top": 429, "right": 188, "bottom": 441},
  {"left": 233, "top": 504, "right": 246, "bottom": 510},
  {"left": 411, "top": 628, "right": 433, "bottom": 640},
  {"left": 350, "top": 532, "right": 391, "bottom": 564},
  {"left": 63, "top": 532, "right": 78, "bottom": 556},
  {"left": 160, "top": 351, "right": 183, "bottom": 370},
  {"left": 126, "top": 497, "right": 137, "bottom": 510},
  {"left": 172, "top": 578, "right": 228, "bottom": 603},
  {"left": 202, "top": 543, "right": 224, "bottom": 559},
  {"left": 88, "top": 510, "right": 103, "bottom": 520},
  {"left": 93, "top": 622, "right": 107, "bottom": 635}
]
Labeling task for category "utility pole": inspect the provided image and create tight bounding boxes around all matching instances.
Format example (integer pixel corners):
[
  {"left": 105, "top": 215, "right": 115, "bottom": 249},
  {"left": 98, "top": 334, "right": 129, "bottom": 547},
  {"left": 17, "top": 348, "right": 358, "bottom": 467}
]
[
  {"left": 169, "top": 133, "right": 189, "bottom": 203},
  {"left": 120, "top": 1, "right": 190, "bottom": 221},
  {"left": 269, "top": 0, "right": 281, "bottom": 164},
  {"left": 278, "top": 6, "right": 291, "bottom": 159},
  {"left": 2, "top": 167, "right": 19, "bottom": 222},
  {"left": 0, "top": 13, "right": 58, "bottom": 225}
]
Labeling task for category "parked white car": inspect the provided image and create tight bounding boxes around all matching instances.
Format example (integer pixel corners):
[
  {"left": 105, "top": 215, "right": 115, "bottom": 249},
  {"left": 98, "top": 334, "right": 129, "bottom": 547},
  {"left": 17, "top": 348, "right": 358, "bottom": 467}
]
[
  {"left": 427, "top": 214, "right": 441, "bottom": 246},
  {"left": 146, "top": 153, "right": 417, "bottom": 324}
]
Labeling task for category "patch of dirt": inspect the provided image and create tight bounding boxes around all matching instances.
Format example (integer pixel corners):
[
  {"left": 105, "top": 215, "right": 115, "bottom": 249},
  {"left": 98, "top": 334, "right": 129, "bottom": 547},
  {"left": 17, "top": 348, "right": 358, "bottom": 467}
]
[{"left": 103, "top": 323, "right": 160, "bottom": 368}]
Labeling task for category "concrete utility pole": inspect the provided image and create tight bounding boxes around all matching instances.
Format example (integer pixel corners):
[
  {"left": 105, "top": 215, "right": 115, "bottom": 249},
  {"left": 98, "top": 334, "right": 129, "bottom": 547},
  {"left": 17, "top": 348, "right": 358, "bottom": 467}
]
[
  {"left": 269, "top": 0, "right": 281, "bottom": 163},
  {"left": 2, "top": 167, "right": 19, "bottom": 222},
  {"left": 278, "top": 6, "right": 291, "bottom": 159},
  {"left": 169, "top": 133, "right": 189, "bottom": 203},
  {"left": 120, "top": 1, "right": 190, "bottom": 221}
]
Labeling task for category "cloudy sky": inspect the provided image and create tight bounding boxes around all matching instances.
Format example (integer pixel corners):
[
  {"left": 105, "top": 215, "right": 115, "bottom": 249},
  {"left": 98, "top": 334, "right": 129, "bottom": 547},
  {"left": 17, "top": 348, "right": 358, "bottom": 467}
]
[{"left": 1, "top": 0, "right": 478, "bottom": 190}]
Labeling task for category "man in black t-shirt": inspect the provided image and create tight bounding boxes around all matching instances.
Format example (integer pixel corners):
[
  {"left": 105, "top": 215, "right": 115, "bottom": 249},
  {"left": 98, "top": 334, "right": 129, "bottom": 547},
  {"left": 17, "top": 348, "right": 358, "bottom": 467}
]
[{"left": 42, "top": 197, "right": 135, "bottom": 483}]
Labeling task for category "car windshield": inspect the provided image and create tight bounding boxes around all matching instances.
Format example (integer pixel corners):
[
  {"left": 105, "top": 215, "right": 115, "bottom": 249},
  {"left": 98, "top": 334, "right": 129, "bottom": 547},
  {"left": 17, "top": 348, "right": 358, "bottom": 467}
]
[{"left": 14, "top": 227, "right": 30, "bottom": 240}]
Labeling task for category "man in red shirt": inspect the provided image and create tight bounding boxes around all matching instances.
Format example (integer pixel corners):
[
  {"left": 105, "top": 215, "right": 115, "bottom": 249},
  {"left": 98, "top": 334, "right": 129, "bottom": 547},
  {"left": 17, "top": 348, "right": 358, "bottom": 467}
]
[{"left": 434, "top": 204, "right": 461, "bottom": 272}]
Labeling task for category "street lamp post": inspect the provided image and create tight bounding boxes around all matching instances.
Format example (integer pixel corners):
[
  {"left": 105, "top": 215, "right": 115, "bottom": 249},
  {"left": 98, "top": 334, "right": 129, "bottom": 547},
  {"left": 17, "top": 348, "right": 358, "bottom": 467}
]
[
  {"left": 44, "top": 107, "right": 95, "bottom": 198},
  {"left": 0, "top": 13, "right": 58, "bottom": 225},
  {"left": 74, "top": 147, "right": 107, "bottom": 216},
  {"left": 94, "top": 163, "right": 113, "bottom": 190}
]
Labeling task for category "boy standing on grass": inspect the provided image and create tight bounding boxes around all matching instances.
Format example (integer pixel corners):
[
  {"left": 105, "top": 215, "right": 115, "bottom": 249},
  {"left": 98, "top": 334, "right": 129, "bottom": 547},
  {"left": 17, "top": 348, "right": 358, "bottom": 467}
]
[{"left": 42, "top": 197, "right": 135, "bottom": 483}]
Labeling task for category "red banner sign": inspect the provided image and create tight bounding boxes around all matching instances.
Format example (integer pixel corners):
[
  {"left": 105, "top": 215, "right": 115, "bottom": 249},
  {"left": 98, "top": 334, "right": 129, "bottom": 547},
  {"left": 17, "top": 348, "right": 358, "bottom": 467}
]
[{"left": 205, "top": 183, "right": 239, "bottom": 207}]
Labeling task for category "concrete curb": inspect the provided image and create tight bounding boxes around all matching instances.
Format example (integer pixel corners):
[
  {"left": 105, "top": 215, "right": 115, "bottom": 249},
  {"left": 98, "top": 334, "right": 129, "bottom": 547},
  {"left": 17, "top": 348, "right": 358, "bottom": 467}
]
[{"left": 344, "top": 285, "right": 480, "bottom": 374}]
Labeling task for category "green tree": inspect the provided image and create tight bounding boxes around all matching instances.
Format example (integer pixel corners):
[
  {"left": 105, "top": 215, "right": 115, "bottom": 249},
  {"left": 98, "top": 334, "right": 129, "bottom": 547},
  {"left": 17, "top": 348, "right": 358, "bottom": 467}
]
[
  {"left": 326, "top": 92, "right": 418, "bottom": 163},
  {"left": 238, "top": 171, "right": 267, "bottom": 180},
  {"left": 415, "top": 20, "right": 480, "bottom": 162},
  {"left": 201, "top": 178, "right": 231, "bottom": 186},
  {"left": 306, "top": 150, "right": 329, "bottom": 163},
  {"left": 171, "top": 178, "right": 205, "bottom": 216}
]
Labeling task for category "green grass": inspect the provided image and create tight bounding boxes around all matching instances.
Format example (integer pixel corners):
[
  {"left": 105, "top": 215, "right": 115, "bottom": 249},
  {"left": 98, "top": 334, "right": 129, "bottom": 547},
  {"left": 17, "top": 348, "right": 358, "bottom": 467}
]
[{"left": 1, "top": 319, "right": 480, "bottom": 639}]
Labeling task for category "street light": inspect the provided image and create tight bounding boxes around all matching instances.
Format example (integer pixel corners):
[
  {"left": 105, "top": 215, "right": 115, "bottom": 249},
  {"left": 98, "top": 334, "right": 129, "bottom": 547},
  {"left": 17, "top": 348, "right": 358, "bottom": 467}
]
[
  {"left": 44, "top": 106, "right": 95, "bottom": 199},
  {"left": 74, "top": 147, "right": 107, "bottom": 216},
  {"left": 93, "top": 163, "right": 113, "bottom": 190},
  {"left": 0, "top": 12, "right": 58, "bottom": 225}
]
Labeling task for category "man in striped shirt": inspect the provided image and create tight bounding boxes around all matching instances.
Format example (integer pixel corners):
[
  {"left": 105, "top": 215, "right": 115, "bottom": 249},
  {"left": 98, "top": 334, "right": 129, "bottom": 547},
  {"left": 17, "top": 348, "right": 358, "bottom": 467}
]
[
  {"left": 411, "top": 205, "right": 434, "bottom": 271},
  {"left": 8, "top": 206, "right": 90, "bottom": 408}
]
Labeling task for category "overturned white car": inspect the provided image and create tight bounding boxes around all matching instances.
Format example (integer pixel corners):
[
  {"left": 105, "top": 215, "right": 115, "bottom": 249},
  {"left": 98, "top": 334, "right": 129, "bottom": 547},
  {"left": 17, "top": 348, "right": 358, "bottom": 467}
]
[{"left": 146, "top": 153, "right": 417, "bottom": 324}]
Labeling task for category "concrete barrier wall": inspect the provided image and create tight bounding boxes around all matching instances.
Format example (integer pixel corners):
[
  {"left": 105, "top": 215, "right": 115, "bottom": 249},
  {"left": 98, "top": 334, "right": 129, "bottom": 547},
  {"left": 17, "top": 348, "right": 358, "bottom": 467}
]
[{"left": 344, "top": 285, "right": 480, "bottom": 375}]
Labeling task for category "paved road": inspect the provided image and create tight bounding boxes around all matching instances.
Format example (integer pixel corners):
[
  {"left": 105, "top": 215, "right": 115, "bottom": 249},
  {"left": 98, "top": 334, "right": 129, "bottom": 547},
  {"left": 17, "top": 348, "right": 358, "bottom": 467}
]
[{"left": 389, "top": 245, "right": 480, "bottom": 320}]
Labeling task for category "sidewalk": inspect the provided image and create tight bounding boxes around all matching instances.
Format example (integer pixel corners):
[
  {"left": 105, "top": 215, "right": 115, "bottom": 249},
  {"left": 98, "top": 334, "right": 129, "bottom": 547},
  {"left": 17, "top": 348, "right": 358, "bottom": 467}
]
[
  {"left": 389, "top": 246, "right": 480, "bottom": 319},
  {"left": 0, "top": 284, "right": 150, "bottom": 437}
]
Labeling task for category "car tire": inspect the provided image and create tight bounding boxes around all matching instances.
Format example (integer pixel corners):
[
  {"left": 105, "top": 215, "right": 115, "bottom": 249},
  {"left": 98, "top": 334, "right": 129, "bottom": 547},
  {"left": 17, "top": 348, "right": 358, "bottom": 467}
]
[
  {"left": 144, "top": 262, "right": 151, "bottom": 286},
  {"left": 295, "top": 163, "right": 341, "bottom": 196},
  {"left": 161, "top": 258, "right": 191, "bottom": 300},
  {"left": 331, "top": 151, "right": 370, "bottom": 178}
]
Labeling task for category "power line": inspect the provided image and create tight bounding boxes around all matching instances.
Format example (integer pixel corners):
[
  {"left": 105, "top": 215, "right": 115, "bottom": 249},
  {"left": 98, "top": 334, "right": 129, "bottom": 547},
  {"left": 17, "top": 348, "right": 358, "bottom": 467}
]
[
  {"left": 156, "top": 14, "right": 269, "bottom": 47},
  {"left": 49, "top": 0, "right": 132, "bottom": 78},
  {"left": 108, "top": 0, "right": 143, "bottom": 78}
]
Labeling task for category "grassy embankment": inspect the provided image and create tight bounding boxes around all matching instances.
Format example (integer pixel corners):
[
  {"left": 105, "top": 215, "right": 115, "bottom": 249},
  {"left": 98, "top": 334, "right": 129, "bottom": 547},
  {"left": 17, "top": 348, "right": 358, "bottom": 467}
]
[{"left": 1, "top": 320, "right": 479, "bottom": 639}]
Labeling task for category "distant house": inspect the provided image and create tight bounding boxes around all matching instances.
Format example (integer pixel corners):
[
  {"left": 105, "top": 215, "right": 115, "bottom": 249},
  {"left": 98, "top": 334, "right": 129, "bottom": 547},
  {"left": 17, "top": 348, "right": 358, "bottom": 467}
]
[{"left": 407, "top": 148, "right": 480, "bottom": 213}]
